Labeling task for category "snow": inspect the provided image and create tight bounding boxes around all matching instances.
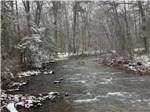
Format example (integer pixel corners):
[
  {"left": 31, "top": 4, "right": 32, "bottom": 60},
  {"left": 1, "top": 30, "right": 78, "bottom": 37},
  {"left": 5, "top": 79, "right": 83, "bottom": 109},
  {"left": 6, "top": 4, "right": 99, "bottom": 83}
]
[
  {"left": 48, "top": 92, "right": 58, "bottom": 96},
  {"left": 141, "top": 55, "right": 149, "bottom": 62},
  {"left": 2, "top": 91, "right": 59, "bottom": 111},
  {"left": 6, "top": 103, "right": 18, "bottom": 112},
  {"left": 128, "top": 66, "right": 137, "bottom": 71},
  {"left": 49, "top": 71, "right": 53, "bottom": 74},
  {"left": 3, "top": 81, "right": 27, "bottom": 92},
  {"left": 15, "top": 102, "right": 24, "bottom": 106},
  {"left": 133, "top": 48, "right": 145, "bottom": 52},
  {"left": 18, "top": 70, "right": 41, "bottom": 78},
  {"left": 47, "top": 92, "right": 59, "bottom": 100},
  {"left": 12, "top": 82, "right": 27, "bottom": 87},
  {"left": 134, "top": 55, "right": 150, "bottom": 67},
  {"left": 55, "top": 53, "right": 69, "bottom": 61},
  {"left": 56, "top": 51, "right": 102, "bottom": 61},
  {"left": 111, "top": 50, "right": 117, "bottom": 54},
  {"left": 14, "top": 95, "right": 20, "bottom": 102},
  {"left": 43, "top": 71, "right": 54, "bottom": 75},
  {"left": 6, "top": 87, "right": 19, "bottom": 92},
  {"left": 106, "top": 53, "right": 150, "bottom": 75}
]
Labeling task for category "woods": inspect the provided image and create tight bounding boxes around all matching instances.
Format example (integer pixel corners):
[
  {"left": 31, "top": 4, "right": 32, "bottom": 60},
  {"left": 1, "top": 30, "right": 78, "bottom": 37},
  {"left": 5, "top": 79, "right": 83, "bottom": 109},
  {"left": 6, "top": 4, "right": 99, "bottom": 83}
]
[
  {"left": 1, "top": 0, "right": 150, "bottom": 86},
  {"left": 1, "top": 1, "right": 150, "bottom": 80},
  {"left": 1, "top": 1, "right": 150, "bottom": 112}
]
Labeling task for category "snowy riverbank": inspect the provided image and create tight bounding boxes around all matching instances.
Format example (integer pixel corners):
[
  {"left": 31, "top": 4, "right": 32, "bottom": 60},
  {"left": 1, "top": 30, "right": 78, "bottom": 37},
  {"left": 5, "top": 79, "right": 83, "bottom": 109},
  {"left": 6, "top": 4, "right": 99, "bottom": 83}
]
[
  {"left": 1, "top": 91, "right": 59, "bottom": 112},
  {"left": 1, "top": 69, "right": 60, "bottom": 112},
  {"left": 101, "top": 54, "right": 150, "bottom": 75}
]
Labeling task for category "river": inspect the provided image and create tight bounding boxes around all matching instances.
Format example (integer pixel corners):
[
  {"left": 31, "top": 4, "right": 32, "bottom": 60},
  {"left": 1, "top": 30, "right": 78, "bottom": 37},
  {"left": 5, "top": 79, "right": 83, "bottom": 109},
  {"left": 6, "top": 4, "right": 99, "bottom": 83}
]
[{"left": 14, "top": 57, "right": 150, "bottom": 112}]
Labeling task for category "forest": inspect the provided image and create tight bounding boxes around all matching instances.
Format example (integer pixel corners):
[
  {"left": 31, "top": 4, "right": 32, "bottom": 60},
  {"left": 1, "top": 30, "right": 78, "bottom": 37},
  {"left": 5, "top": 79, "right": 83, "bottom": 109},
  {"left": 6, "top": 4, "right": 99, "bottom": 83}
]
[{"left": 1, "top": 1, "right": 150, "bottom": 112}]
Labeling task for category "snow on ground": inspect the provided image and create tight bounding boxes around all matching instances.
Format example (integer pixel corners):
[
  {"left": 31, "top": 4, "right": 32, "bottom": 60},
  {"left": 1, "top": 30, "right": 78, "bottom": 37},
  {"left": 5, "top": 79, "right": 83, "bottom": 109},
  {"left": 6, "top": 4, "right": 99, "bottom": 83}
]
[
  {"left": 56, "top": 51, "right": 101, "bottom": 61},
  {"left": 133, "top": 48, "right": 145, "bottom": 52},
  {"left": 55, "top": 52, "right": 69, "bottom": 61},
  {"left": 12, "top": 82, "right": 27, "bottom": 87},
  {"left": 1, "top": 91, "right": 59, "bottom": 112},
  {"left": 17, "top": 70, "right": 41, "bottom": 78},
  {"left": 107, "top": 54, "right": 150, "bottom": 75},
  {"left": 2, "top": 81, "right": 28, "bottom": 92},
  {"left": 43, "top": 70, "right": 54, "bottom": 75},
  {"left": 17, "top": 70, "right": 54, "bottom": 77},
  {"left": 6, "top": 103, "right": 18, "bottom": 112},
  {"left": 134, "top": 55, "right": 150, "bottom": 67}
]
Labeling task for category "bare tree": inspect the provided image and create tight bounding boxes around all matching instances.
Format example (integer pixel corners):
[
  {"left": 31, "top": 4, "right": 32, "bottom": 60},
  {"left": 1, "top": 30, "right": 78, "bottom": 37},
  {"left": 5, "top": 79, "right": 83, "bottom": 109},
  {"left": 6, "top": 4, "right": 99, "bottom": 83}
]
[
  {"left": 138, "top": 1, "right": 149, "bottom": 53},
  {"left": 22, "top": 1, "right": 31, "bottom": 36},
  {"left": 34, "top": 1, "right": 43, "bottom": 27},
  {"left": 52, "top": 1, "right": 60, "bottom": 47}
]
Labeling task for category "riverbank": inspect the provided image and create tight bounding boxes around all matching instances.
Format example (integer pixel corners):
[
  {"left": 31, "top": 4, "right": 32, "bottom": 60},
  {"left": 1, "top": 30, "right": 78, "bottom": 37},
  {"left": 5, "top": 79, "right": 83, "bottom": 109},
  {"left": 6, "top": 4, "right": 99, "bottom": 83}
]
[
  {"left": 1, "top": 68, "right": 58, "bottom": 112},
  {"left": 1, "top": 59, "right": 58, "bottom": 112},
  {"left": 98, "top": 54, "right": 150, "bottom": 75}
]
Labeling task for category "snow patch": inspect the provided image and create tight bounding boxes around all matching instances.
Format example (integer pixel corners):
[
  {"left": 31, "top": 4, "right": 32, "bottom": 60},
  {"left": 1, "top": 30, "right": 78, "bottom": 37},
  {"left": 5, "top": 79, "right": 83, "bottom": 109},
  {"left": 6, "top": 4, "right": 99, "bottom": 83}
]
[
  {"left": 12, "top": 82, "right": 27, "bottom": 87},
  {"left": 55, "top": 52, "right": 69, "bottom": 61},
  {"left": 18, "top": 70, "right": 41, "bottom": 78},
  {"left": 1, "top": 91, "right": 59, "bottom": 111},
  {"left": 6, "top": 103, "right": 18, "bottom": 112},
  {"left": 43, "top": 71, "right": 54, "bottom": 75}
]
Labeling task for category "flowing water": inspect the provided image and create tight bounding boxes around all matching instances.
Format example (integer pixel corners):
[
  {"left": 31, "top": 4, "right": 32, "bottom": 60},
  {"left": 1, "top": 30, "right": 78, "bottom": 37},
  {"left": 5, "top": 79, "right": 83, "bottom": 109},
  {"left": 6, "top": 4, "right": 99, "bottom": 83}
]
[{"left": 15, "top": 57, "right": 150, "bottom": 112}]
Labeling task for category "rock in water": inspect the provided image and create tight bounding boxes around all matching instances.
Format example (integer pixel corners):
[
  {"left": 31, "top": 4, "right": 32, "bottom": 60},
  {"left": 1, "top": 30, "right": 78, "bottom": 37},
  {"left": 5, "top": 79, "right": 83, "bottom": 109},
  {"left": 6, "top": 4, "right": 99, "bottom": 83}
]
[
  {"left": 59, "top": 78, "right": 63, "bottom": 81},
  {"left": 53, "top": 81, "right": 61, "bottom": 84},
  {"left": 137, "top": 62, "right": 142, "bottom": 66},
  {"left": 49, "top": 71, "right": 54, "bottom": 74},
  {"left": 65, "top": 92, "right": 70, "bottom": 97}
]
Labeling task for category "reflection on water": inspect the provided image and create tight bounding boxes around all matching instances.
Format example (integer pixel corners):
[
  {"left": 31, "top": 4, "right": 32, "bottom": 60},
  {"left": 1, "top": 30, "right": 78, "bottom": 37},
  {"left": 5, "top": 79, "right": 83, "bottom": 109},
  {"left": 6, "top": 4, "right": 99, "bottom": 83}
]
[{"left": 15, "top": 58, "right": 150, "bottom": 112}]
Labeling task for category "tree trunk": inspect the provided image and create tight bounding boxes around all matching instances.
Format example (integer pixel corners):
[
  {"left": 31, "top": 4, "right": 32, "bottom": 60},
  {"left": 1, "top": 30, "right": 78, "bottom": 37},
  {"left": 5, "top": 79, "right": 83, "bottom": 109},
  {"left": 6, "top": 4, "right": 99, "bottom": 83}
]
[
  {"left": 138, "top": 1, "right": 149, "bottom": 53},
  {"left": 112, "top": 1, "right": 126, "bottom": 56},
  {"left": 52, "top": 1, "right": 58, "bottom": 49},
  {"left": 23, "top": 1, "right": 31, "bottom": 36},
  {"left": 72, "top": 2, "right": 78, "bottom": 53},
  {"left": 35, "top": 1, "right": 43, "bottom": 27},
  {"left": 124, "top": 1, "right": 133, "bottom": 59},
  {"left": 64, "top": 2, "right": 70, "bottom": 53},
  {"left": 15, "top": 1, "right": 21, "bottom": 38}
]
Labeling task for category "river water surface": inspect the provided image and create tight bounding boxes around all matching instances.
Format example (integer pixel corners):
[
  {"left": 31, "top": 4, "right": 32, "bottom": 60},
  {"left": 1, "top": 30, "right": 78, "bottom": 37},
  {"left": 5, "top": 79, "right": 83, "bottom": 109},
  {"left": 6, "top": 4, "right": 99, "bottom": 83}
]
[{"left": 15, "top": 57, "right": 150, "bottom": 112}]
